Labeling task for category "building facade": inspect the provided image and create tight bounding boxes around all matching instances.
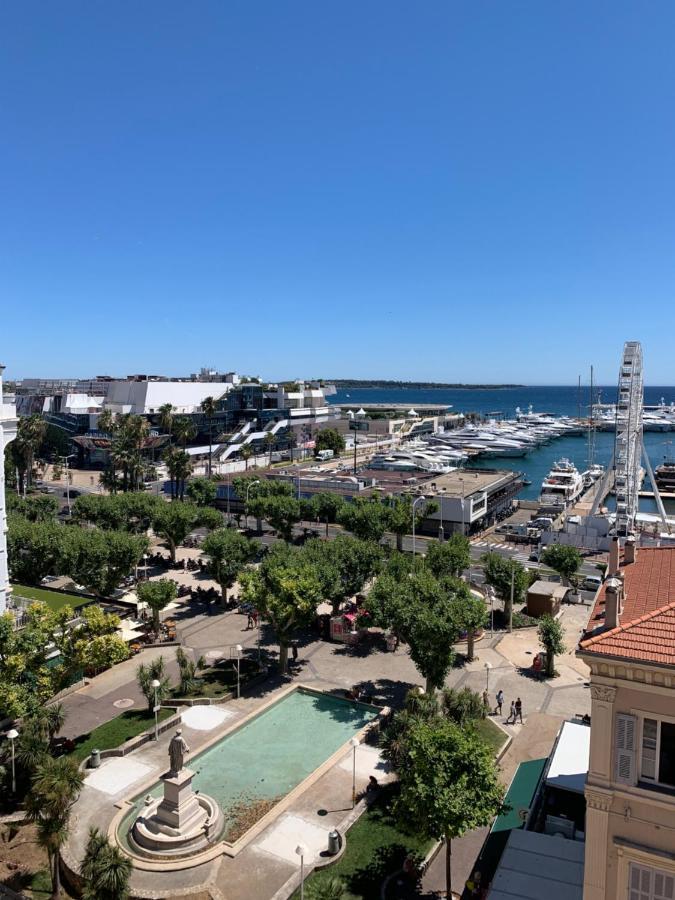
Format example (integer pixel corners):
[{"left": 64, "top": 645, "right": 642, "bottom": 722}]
[{"left": 578, "top": 540, "right": 675, "bottom": 900}]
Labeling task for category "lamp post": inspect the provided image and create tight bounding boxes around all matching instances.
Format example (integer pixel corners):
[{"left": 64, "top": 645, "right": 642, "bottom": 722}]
[
  {"left": 245, "top": 479, "right": 260, "bottom": 531},
  {"left": 143, "top": 553, "right": 149, "bottom": 580},
  {"left": 295, "top": 843, "right": 308, "bottom": 900},
  {"left": 459, "top": 477, "right": 466, "bottom": 537},
  {"left": 488, "top": 586, "right": 495, "bottom": 637},
  {"left": 411, "top": 495, "right": 426, "bottom": 557},
  {"left": 6, "top": 728, "right": 18, "bottom": 794},
  {"left": 235, "top": 644, "right": 243, "bottom": 698},
  {"left": 151, "top": 679, "right": 161, "bottom": 741},
  {"left": 349, "top": 736, "right": 359, "bottom": 808},
  {"left": 484, "top": 661, "right": 492, "bottom": 693}
]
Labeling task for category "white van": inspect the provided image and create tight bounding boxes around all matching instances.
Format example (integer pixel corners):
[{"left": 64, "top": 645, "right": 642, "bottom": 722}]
[{"left": 316, "top": 449, "right": 334, "bottom": 461}]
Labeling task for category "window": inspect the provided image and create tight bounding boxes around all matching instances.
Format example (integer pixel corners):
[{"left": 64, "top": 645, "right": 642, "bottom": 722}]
[
  {"left": 641, "top": 718, "right": 675, "bottom": 788},
  {"left": 629, "top": 863, "right": 675, "bottom": 900}
]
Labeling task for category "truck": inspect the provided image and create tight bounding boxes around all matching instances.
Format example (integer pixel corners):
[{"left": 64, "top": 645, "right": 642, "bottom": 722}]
[{"left": 316, "top": 449, "right": 335, "bottom": 461}]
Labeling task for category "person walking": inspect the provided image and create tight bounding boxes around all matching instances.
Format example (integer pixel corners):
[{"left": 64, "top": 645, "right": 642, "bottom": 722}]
[
  {"left": 506, "top": 700, "right": 516, "bottom": 725},
  {"left": 515, "top": 697, "right": 523, "bottom": 724},
  {"left": 246, "top": 609, "right": 254, "bottom": 629},
  {"left": 495, "top": 689, "right": 504, "bottom": 716}
]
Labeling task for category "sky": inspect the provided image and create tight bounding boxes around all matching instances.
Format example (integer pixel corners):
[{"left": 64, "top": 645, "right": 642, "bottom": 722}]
[{"left": 2, "top": 2, "right": 675, "bottom": 384}]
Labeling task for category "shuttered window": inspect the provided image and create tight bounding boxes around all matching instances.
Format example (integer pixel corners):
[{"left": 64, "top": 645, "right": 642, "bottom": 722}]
[
  {"left": 629, "top": 863, "right": 675, "bottom": 900},
  {"left": 616, "top": 713, "right": 637, "bottom": 785}
]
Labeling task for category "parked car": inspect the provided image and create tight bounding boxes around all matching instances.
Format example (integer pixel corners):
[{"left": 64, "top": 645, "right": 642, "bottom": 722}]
[{"left": 582, "top": 575, "right": 603, "bottom": 592}]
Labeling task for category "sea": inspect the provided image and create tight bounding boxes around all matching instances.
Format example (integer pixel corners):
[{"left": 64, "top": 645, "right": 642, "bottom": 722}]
[{"left": 328, "top": 386, "right": 675, "bottom": 513}]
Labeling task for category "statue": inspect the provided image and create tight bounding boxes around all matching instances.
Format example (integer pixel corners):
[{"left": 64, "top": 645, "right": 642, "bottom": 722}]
[{"left": 168, "top": 729, "right": 190, "bottom": 776}]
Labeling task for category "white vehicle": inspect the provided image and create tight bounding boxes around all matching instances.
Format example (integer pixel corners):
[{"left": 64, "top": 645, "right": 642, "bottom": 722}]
[
  {"left": 316, "top": 449, "right": 334, "bottom": 461},
  {"left": 582, "top": 575, "right": 603, "bottom": 592}
]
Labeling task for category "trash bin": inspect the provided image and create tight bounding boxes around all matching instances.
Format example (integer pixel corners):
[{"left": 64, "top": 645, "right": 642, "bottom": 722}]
[
  {"left": 89, "top": 748, "right": 101, "bottom": 769},
  {"left": 327, "top": 830, "right": 341, "bottom": 856}
]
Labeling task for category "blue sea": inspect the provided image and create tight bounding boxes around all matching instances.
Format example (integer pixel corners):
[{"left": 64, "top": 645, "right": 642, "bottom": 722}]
[{"left": 329, "top": 386, "right": 675, "bottom": 512}]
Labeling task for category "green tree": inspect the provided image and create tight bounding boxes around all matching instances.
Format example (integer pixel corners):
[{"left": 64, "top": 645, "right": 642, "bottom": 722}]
[
  {"left": 157, "top": 403, "right": 175, "bottom": 437},
  {"left": 201, "top": 396, "right": 218, "bottom": 476},
  {"left": 538, "top": 614, "right": 565, "bottom": 677},
  {"left": 151, "top": 501, "right": 219, "bottom": 563},
  {"left": 541, "top": 544, "right": 583, "bottom": 589},
  {"left": 448, "top": 589, "right": 488, "bottom": 661},
  {"left": 26, "top": 755, "right": 84, "bottom": 898},
  {"left": 249, "top": 494, "right": 302, "bottom": 542},
  {"left": 304, "top": 535, "right": 381, "bottom": 615},
  {"left": 137, "top": 579, "right": 178, "bottom": 636},
  {"left": 240, "top": 543, "right": 323, "bottom": 673},
  {"left": 6, "top": 493, "right": 59, "bottom": 522},
  {"left": 78, "top": 634, "right": 129, "bottom": 673},
  {"left": 265, "top": 431, "right": 275, "bottom": 465},
  {"left": 81, "top": 826, "right": 133, "bottom": 900},
  {"left": 441, "top": 686, "right": 485, "bottom": 726},
  {"left": 386, "top": 495, "right": 437, "bottom": 551},
  {"left": 202, "top": 528, "right": 258, "bottom": 602},
  {"left": 63, "top": 528, "right": 149, "bottom": 597},
  {"left": 163, "top": 446, "right": 193, "bottom": 500},
  {"left": 175, "top": 647, "right": 205, "bottom": 695},
  {"left": 186, "top": 476, "right": 217, "bottom": 506},
  {"left": 307, "top": 492, "right": 344, "bottom": 537},
  {"left": 425, "top": 534, "right": 471, "bottom": 579},
  {"left": 136, "top": 656, "right": 170, "bottom": 713},
  {"left": 367, "top": 568, "right": 460, "bottom": 692},
  {"left": 7, "top": 515, "right": 64, "bottom": 585},
  {"left": 11, "top": 414, "right": 47, "bottom": 493},
  {"left": 314, "top": 428, "right": 345, "bottom": 456},
  {"left": 481, "top": 552, "right": 531, "bottom": 628},
  {"left": 172, "top": 416, "right": 196, "bottom": 449},
  {"left": 337, "top": 498, "right": 391, "bottom": 543},
  {"left": 386, "top": 717, "right": 504, "bottom": 900}
]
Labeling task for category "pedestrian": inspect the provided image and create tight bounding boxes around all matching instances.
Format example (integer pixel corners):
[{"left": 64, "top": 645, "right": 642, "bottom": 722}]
[
  {"left": 246, "top": 610, "right": 254, "bottom": 629},
  {"left": 482, "top": 689, "right": 489, "bottom": 712},
  {"left": 495, "top": 689, "right": 504, "bottom": 716},
  {"left": 292, "top": 642, "right": 298, "bottom": 664},
  {"left": 515, "top": 697, "right": 523, "bottom": 724},
  {"left": 506, "top": 700, "right": 515, "bottom": 725},
  {"left": 252, "top": 610, "right": 258, "bottom": 628}
]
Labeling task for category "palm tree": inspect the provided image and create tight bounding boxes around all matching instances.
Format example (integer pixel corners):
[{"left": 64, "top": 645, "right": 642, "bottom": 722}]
[
  {"left": 157, "top": 403, "right": 174, "bottom": 437},
  {"left": 265, "top": 432, "right": 275, "bottom": 467},
  {"left": 81, "top": 827, "right": 132, "bottom": 900},
  {"left": 13, "top": 414, "right": 47, "bottom": 492},
  {"left": 201, "top": 396, "right": 218, "bottom": 476},
  {"left": 162, "top": 447, "right": 192, "bottom": 500},
  {"left": 240, "top": 444, "right": 253, "bottom": 471},
  {"left": 173, "top": 417, "right": 196, "bottom": 449},
  {"left": 26, "top": 756, "right": 84, "bottom": 898}
]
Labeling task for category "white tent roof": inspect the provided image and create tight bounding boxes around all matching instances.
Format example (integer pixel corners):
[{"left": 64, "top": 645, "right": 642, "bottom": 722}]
[
  {"left": 408, "top": 408, "right": 419, "bottom": 417},
  {"left": 545, "top": 721, "right": 590, "bottom": 795},
  {"left": 356, "top": 408, "right": 366, "bottom": 416}
]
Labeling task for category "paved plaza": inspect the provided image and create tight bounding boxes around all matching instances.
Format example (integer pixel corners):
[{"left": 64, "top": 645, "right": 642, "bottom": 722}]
[{"left": 59, "top": 582, "right": 594, "bottom": 899}]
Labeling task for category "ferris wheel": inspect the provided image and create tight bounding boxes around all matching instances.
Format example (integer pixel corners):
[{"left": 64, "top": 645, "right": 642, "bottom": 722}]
[
  {"left": 614, "top": 342, "right": 644, "bottom": 537},
  {"left": 591, "top": 341, "right": 670, "bottom": 538}
]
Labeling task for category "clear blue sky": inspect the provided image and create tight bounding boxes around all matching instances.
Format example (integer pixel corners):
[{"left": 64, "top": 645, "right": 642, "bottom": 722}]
[{"left": 3, "top": 2, "right": 675, "bottom": 384}]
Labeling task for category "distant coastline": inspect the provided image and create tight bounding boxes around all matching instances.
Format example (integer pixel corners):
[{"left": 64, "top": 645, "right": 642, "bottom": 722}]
[{"left": 329, "top": 380, "right": 525, "bottom": 390}]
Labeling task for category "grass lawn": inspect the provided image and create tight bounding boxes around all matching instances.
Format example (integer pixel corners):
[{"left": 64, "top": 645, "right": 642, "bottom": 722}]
[
  {"left": 292, "top": 784, "right": 433, "bottom": 900},
  {"left": 11, "top": 583, "right": 89, "bottom": 611},
  {"left": 474, "top": 717, "right": 509, "bottom": 756},
  {"left": 69, "top": 708, "right": 174, "bottom": 763}
]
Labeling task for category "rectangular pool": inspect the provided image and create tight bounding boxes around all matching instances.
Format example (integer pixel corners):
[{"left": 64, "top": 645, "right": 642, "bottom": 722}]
[{"left": 121, "top": 688, "right": 378, "bottom": 846}]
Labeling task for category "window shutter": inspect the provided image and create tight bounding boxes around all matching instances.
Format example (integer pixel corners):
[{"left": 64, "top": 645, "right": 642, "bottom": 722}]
[{"left": 615, "top": 713, "right": 637, "bottom": 785}]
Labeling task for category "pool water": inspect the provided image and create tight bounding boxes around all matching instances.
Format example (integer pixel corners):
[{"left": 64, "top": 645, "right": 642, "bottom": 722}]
[{"left": 121, "top": 689, "right": 377, "bottom": 844}]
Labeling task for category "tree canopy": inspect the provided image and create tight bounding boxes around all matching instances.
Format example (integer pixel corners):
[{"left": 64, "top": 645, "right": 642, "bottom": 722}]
[
  {"left": 240, "top": 543, "right": 324, "bottom": 672},
  {"left": 186, "top": 476, "right": 217, "bottom": 507},
  {"left": 425, "top": 534, "right": 471, "bottom": 579},
  {"left": 314, "top": 428, "right": 345, "bottom": 455},
  {"left": 481, "top": 552, "right": 532, "bottom": 626},
  {"left": 201, "top": 528, "right": 258, "bottom": 601},
  {"left": 137, "top": 579, "right": 178, "bottom": 635},
  {"left": 541, "top": 544, "right": 582, "bottom": 586}
]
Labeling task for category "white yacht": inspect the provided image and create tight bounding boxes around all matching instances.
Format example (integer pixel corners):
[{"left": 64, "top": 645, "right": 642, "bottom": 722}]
[{"left": 539, "top": 458, "right": 585, "bottom": 509}]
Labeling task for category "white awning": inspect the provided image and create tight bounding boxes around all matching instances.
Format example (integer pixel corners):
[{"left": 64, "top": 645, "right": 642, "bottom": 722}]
[
  {"left": 487, "top": 829, "right": 584, "bottom": 899},
  {"left": 545, "top": 721, "right": 590, "bottom": 795}
]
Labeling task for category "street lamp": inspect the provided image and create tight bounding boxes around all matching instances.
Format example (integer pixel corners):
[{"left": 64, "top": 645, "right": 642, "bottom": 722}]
[
  {"left": 245, "top": 479, "right": 261, "bottom": 530},
  {"left": 235, "top": 644, "right": 243, "bottom": 698},
  {"left": 295, "top": 843, "right": 308, "bottom": 900},
  {"left": 151, "top": 679, "right": 161, "bottom": 741},
  {"left": 488, "top": 586, "right": 495, "bottom": 637},
  {"left": 6, "top": 728, "right": 18, "bottom": 794},
  {"left": 484, "top": 661, "right": 492, "bottom": 693},
  {"left": 411, "top": 495, "right": 427, "bottom": 557},
  {"left": 63, "top": 454, "right": 76, "bottom": 516},
  {"left": 349, "top": 736, "right": 360, "bottom": 808},
  {"left": 143, "top": 553, "right": 149, "bottom": 580}
]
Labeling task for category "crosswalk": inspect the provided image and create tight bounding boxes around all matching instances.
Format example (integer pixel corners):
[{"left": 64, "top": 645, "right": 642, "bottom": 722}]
[{"left": 470, "top": 538, "right": 535, "bottom": 566}]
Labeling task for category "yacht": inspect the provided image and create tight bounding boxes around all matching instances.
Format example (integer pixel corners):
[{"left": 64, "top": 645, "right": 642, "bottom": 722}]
[{"left": 539, "top": 459, "right": 585, "bottom": 509}]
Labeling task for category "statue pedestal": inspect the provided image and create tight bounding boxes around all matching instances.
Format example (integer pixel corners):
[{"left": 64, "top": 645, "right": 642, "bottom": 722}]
[
  {"left": 131, "top": 767, "right": 223, "bottom": 857},
  {"left": 155, "top": 768, "right": 204, "bottom": 832}
]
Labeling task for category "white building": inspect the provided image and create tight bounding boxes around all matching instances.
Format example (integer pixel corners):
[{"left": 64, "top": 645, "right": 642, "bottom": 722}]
[
  {"left": 104, "top": 380, "right": 233, "bottom": 415},
  {"left": 0, "top": 366, "right": 17, "bottom": 614}
]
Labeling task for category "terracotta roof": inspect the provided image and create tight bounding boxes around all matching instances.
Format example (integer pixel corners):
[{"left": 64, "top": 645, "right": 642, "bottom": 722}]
[{"left": 579, "top": 547, "right": 675, "bottom": 665}]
